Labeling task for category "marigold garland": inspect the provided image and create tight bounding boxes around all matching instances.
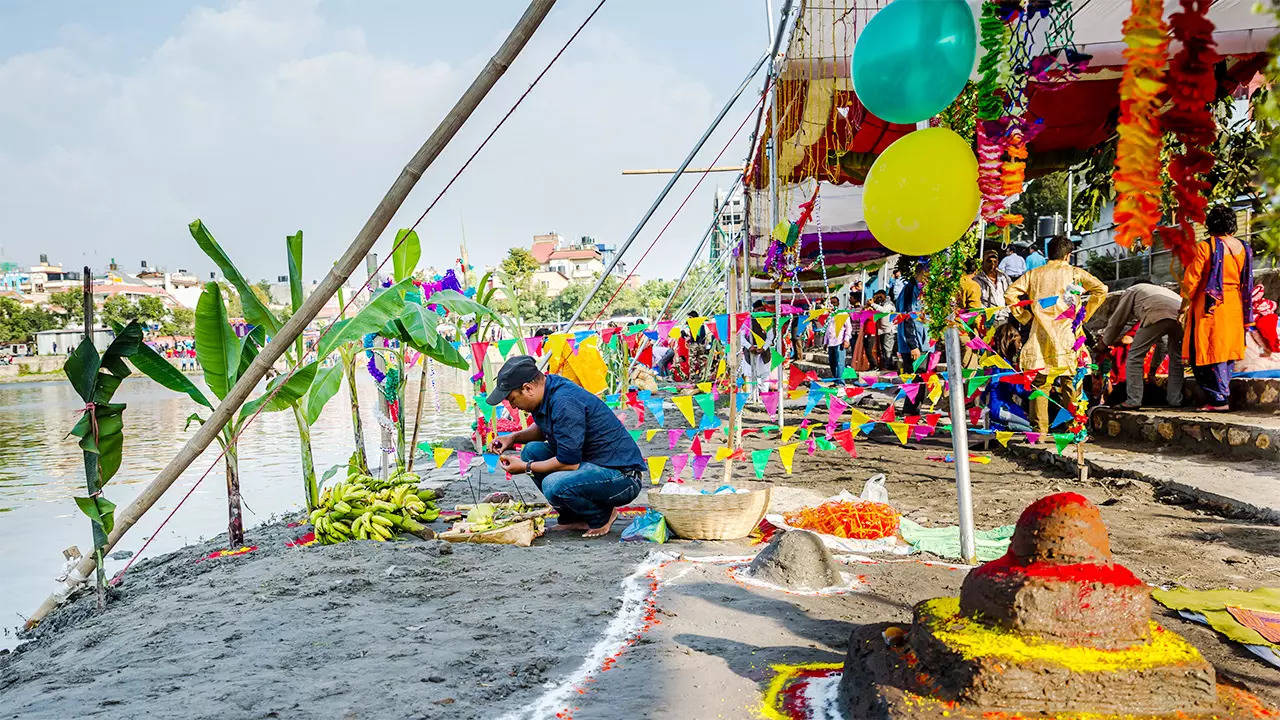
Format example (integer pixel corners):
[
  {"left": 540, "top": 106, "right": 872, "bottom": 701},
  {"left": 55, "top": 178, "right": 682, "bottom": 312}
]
[
  {"left": 1160, "top": 0, "right": 1218, "bottom": 266},
  {"left": 977, "top": 2, "right": 1009, "bottom": 223},
  {"left": 1112, "top": 0, "right": 1170, "bottom": 250}
]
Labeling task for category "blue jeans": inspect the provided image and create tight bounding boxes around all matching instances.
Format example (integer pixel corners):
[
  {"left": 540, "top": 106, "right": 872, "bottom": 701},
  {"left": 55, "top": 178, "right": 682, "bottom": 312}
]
[
  {"left": 827, "top": 345, "right": 846, "bottom": 385},
  {"left": 521, "top": 442, "right": 641, "bottom": 528}
]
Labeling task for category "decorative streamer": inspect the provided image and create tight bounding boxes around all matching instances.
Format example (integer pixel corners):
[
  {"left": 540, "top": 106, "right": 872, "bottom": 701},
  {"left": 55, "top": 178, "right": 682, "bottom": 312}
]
[{"left": 1112, "top": 0, "right": 1170, "bottom": 250}]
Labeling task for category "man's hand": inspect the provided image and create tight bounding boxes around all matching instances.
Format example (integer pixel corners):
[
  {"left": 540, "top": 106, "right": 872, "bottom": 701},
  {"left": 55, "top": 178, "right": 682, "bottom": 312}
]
[
  {"left": 499, "top": 455, "right": 528, "bottom": 475},
  {"left": 490, "top": 434, "right": 515, "bottom": 454},
  {"left": 910, "top": 348, "right": 921, "bottom": 362}
]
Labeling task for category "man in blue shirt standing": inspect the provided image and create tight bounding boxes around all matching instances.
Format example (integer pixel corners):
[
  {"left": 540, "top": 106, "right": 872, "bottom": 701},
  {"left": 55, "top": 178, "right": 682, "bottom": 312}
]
[
  {"left": 489, "top": 356, "right": 644, "bottom": 538},
  {"left": 894, "top": 260, "right": 928, "bottom": 416},
  {"left": 1024, "top": 243, "right": 1047, "bottom": 272}
]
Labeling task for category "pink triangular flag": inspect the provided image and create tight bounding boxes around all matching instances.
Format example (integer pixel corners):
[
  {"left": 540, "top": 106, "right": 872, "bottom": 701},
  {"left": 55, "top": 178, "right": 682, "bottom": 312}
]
[
  {"left": 525, "top": 336, "right": 544, "bottom": 356},
  {"left": 827, "top": 397, "right": 848, "bottom": 426},
  {"left": 667, "top": 429, "right": 682, "bottom": 449},
  {"left": 902, "top": 383, "right": 921, "bottom": 403},
  {"left": 761, "top": 391, "right": 779, "bottom": 418},
  {"left": 670, "top": 453, "right": 689, "bottom": 480},
  {"left": 692, "top": 454, "right": 711, "bottom": 480},
  {"left": 457, "top": 451, "right": 476, "bottom": 475}
]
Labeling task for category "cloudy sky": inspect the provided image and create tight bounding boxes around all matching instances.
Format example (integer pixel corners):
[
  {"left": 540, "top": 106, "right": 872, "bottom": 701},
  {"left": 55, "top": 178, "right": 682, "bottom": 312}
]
[{"left": 0, "top": 0, "right": 767, "bottom": 284}]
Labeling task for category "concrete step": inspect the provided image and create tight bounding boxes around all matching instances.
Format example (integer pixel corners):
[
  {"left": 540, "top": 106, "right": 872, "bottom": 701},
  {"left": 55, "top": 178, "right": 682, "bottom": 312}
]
[
  {"left": 1007, "top": 441, "right": 1280, "bottom": 524},
  {"left": 1088, "top": 406, "right": 1280, "bottom": 461}
]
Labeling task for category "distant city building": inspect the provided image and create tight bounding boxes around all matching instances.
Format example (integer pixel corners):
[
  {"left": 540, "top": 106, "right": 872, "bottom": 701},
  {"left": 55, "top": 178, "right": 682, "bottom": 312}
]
[
  {"left": 712, "top": 186, "right": 745, "bottom": 260},
  {"left": 529, "top": 232, "right": 605, "bottom": 297}
]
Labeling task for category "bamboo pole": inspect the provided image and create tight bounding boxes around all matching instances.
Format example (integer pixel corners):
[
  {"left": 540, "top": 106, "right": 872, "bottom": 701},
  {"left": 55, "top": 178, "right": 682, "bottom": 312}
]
[{"left": 26, "top": 0, "right": 559, "bottom": 629}]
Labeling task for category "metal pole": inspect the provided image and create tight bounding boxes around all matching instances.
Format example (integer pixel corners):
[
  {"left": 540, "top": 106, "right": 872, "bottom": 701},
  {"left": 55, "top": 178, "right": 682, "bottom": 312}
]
[
  {"left": 944, "top": 326, "right": 977, "bottom": 564},
  {"left": 1066, "top": 170, "right": 1074, "bottom": 235},
  {"left": 557, "top": 51, "right": 770, "bottom": 335},
  {"left": 723, "top": 233, "right": 742, "bottom": 484}
]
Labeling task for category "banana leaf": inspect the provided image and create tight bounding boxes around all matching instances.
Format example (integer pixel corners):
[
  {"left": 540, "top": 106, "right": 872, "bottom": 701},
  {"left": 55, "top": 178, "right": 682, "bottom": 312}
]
[
  {"left": 189, "top": 219, "right": 281, "bottom": 336},
  {"left": 73, "top": 495, "right": 117, "bottom": 537},
  {"left": 195, "top": 282, "right": 242, "bottom": 401},
  {"left": 304, "top": 362, "right": 344, "bottom": 426},
  {"left": 286, "top": 230, "right": 305, "bottom": 313},
  {"left": 314, "top": 278, "right": 415, "bottom": 360},
  {"left": 391, "top": 229, "right": 421, "bottom": 284},
  {"left": 237, "top": 324, "right": 267, "bottom": 380},
  {"left": 112, "top": 322, "right": 213, "bottom": 409},
  {"left": 423, "top": 289, "right": 498, "bottom": 319},
  {"left": 239, "top": 361, "right": 320, "bottom": 420}
]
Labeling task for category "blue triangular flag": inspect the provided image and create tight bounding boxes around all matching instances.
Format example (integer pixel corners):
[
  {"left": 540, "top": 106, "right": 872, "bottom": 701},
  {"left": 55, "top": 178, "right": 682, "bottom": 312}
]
[
  {"left": 482, "top": 453, "right": 500, "bottom": 474},
  {"left": 736, "top": 393, "right": 748, "bottom": 413},
  {"left": 1050, "top": 407, "right": 1073, "bottom": 429},
  {"left": 1038, "top": 295, "right": 1060, "bottom": 308},
  {"left": 643, "top": 395, "right": 666, "bottom": 426},
  {"left": 714, "top": 314, "right": 729, "bottom": 342}
]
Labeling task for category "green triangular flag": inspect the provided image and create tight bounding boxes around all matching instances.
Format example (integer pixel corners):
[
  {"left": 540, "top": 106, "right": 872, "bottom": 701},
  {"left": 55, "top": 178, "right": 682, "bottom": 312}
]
[
  {"left": 473, "top": 395, "right": 496, "bottom": 423},
  {"left": 694, "top": 393, "right": 715, "bottom": 423},
  {"left": 609, "top": 334, "right": 620, "bottom": 349},
  {"left": 814, "top": 437, "right": 835, "bottom": 451},
  {"left": 1053, "top": 433, "right": 1075, "bottom": 455},
  {"left": 496, "top": 338, "right": 518, "bottom": 357},
  {"left": 750, "top": 448, "right": 772, "bottom": 479},
  {"left": 1029, "top": 389, "right": 1049, "bottom": 400},
  {"left": 629, "top": 429, "right": 643, "bottom": 442},
  {"left": 966, "top": 374, "right": 987, "bottom": 396},
  {"left": 770, "top": 349, "right": 784, "bottom": 369},
  {"left": 417, "top": 441, "right": 432, "bottom": 452},
  {"left": 798, "top": 427, "right": 811, "bottom": 440}
]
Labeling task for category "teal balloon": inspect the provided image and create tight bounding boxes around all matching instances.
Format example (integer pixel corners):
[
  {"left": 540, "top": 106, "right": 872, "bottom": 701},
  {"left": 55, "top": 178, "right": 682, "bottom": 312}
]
[{"left": 852, "top": 0, "right": 977, "bottom": 125}]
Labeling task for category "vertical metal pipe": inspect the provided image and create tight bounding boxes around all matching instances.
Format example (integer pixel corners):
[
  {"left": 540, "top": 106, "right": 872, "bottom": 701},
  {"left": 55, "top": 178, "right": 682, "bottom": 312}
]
[{"left": 945, "top": 326, "right": 977, "bottom": 564}]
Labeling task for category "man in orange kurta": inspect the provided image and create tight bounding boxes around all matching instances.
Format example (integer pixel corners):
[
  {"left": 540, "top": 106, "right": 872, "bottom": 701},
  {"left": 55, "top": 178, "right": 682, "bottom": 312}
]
[{"left": 1179, "top": 206, "right": 1254, "bottom": 409}]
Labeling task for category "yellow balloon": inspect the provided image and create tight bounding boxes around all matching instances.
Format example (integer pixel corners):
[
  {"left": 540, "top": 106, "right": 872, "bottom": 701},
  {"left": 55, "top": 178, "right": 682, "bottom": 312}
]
[{"left": 863, "top": 127, "right": 979, "bottom": 256}]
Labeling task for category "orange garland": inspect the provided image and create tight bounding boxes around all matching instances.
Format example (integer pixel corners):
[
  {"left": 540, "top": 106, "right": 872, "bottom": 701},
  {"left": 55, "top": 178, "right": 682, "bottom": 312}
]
[
  {"left": 783, "top": 500, "right": 900, "bottom": 540},
  {"left": 1112, "top": 0, "right": 1170, "bottom": 250}
]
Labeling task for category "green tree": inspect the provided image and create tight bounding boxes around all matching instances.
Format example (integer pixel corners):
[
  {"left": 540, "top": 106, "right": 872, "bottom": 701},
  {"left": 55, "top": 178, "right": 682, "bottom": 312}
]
[
  {"left": 1008, "top": 171, "right": 1069, "bottom": 245},
  {"left": 49, "top": 288, "right": 85, "bottom": 325},
  {"left": 497, "top": 247, "right": 542, "bottom": 330},
  {"left": 0, "top": 297, "right": 59, "bottom": 344},
  {"left": 160, "top": 306, "right": 196, "bottom": 336}
]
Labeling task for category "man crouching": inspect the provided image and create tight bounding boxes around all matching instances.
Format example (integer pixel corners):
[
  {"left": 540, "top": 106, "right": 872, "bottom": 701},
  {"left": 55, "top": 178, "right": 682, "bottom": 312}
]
[{"left": 488, "top": 356, "right": 644, "bottom": 538}]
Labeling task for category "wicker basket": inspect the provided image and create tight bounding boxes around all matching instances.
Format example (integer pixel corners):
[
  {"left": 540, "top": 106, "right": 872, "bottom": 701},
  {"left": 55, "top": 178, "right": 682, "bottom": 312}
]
[{"left": 648, "top": 482, "right": 772, "bottom": 540}]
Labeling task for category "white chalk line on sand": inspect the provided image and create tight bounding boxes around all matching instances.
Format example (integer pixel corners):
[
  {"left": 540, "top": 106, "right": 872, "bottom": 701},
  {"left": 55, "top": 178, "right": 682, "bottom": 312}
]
[
  {"left": 500, "top": 550, "right": 677, "bottom": 720},
  {"left": 726, "top": 566, "right": 865, "bottom": 596}
]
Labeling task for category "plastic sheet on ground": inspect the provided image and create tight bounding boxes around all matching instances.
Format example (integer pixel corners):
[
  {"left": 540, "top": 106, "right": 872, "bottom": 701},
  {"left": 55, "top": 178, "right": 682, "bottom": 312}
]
[{"left": 897, "top": 518, "right": 1015, "bottom": 563}]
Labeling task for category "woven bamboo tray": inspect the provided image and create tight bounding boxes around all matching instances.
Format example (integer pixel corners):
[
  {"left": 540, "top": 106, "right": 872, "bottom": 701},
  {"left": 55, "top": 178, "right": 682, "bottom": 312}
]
[{"left": 647, "top": 482, "right": 772, "bottom": 540}]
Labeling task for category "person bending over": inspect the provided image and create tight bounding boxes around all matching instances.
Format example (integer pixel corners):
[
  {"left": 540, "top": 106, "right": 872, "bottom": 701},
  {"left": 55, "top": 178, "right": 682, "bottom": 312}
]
[{"left": 488, "top": 356, "right": 644, "bottom": 538}]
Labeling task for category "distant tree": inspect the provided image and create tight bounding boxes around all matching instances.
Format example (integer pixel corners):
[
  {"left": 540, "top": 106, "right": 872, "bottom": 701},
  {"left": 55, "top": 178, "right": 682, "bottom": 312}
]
[
  {"left": 135, "top": 296, "right": 167, "bottom": 324},
  {"left": 497, "top": 248, "right": 542, "bottom": 329},
  {"left": 49, "top": 287, "right": 86, "bottom": 325},
  {"left": 1008, "top": 171, "right": 1069, "bottom": 245},
  {"left": 0, "top": 297, "right": 59, "bottom": 344},
  {"left": 160, "top": 306, "right": 196, "bottom": 337}
]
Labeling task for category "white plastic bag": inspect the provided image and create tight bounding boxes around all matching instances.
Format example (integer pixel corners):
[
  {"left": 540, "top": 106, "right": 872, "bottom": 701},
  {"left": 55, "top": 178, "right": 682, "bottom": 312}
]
[{"left": 859, "top": 473, "right": 888, "bottom": 503}]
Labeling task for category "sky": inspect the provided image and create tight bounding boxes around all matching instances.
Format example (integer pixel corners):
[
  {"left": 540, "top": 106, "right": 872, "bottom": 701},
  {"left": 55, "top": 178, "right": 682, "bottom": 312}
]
[{"left": 0, "top": 0, "right": 769, "bottom": 284}]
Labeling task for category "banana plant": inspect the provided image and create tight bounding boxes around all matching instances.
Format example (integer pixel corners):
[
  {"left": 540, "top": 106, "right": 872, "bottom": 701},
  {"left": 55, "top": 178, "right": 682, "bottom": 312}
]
[
  {"left": 312, "top": 229, "right": 497, "bottom": 471},
  {"left": 64, "top": 320, "right": 148, "bottom": 606},
  {"left": 190, "top": 220, "right": 331, "bottom": 511},
  {"left": 126, "top": 282, "right": 316, "bottom": 547}
]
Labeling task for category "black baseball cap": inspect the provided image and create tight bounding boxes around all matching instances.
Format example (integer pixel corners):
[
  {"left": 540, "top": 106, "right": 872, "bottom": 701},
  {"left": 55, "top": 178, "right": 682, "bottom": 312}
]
[{"left": 486, "top": 355, "right": 541, "bottom": 405}]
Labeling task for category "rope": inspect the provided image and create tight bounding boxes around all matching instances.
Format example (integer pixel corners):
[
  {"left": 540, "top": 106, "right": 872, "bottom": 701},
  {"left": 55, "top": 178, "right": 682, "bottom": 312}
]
[
  {"left": 587, "top": 91, "right": 765, "bottom": 328},
  {"left": 110, "top": 0, "right": 609, "bottom": 583}
]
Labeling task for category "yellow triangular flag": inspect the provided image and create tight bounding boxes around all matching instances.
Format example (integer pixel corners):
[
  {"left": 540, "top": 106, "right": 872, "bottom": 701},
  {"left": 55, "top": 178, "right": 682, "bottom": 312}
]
[
  {"left": 899, "top": 373, "right": 916, "bottom": 383},
  {"left": 834, "top": 313, "right": 848, "bottom": 335},
  {"left": 433, "top": 447, "right": 454, "bottom": 469},
  {"left": 777, "top": 443, "right": 799, "bottom": 474},
  {"left": 808, "top": 309, "right": 823, "bottom": 321},
  {"left": 716, "top": 357, "right": 727, "bottom": 377},
  {"left": 780, "top": 425, "right": 800, "bottom": 443},
  {"left": 887, "top": 422, "right": 910, "bottom": 445},
  {"left": 927, "top": 376, "right": 943, "bottom": 406},
  {"left": 687, "top": 316, "right": 706, "bottom": 339},
  {"left": 647, "top": 455, "right": 668, "bottom": 485},
  {"left": 545, "top": 333, "right": 569, "bottom": 356},
  {"left": 849, "top": 408, "right": 872, "bottom": 427},
  {"left": 751, "top": 332, "right": 765, "bottom": 346},
  {"left": 696, "top": 382, "right": 713, "bottom": 394},
  {"left": 645, "top": 428, "right": 661, "bottom": 442},
  {"left": 996, "top": 431, "right": 1014, "bottom": 447},
  {"left": 787, "top": 389, "right": 806, "bottom": 400},
  {"left": 772, "top": 220, "right": 790, "bottom": 243},
  {"left": 759, "top": 317, "right": 774, "bottom": 331},
  {"left": 714, "top": 446, "right": 733, "bottom": 461},
  {"left": 981, "top": 354, "right": 1013, "bottom": 370},
  {"left": 451, "top": 393, "right": 468, "bottom": 412},
  {"left": 667, "top": 324, "right": 682, "bottom": 339},
  {"left": 671, "top": 395, "right": 696, "bottom": 427}
]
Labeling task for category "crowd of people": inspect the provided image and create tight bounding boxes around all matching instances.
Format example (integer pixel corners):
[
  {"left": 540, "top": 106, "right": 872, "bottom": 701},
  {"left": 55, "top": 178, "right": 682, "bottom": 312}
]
[{"left": 810, "top": 205, "right": 1276, "bottom": 435}]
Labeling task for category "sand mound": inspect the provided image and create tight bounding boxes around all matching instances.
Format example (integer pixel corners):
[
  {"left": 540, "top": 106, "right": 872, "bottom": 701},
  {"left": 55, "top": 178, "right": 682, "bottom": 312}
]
[{"left": 746, "top": 530, "right": 843, "bottom": 590}]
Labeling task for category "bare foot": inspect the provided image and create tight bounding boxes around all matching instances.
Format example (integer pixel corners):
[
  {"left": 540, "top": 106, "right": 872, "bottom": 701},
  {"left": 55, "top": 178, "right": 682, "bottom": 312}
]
[
  {"left": 547, "top": 521, "right": 590, "bottom": 532},
  {"left": 583, "top": 508, "right": 619, "bottom": 538}
]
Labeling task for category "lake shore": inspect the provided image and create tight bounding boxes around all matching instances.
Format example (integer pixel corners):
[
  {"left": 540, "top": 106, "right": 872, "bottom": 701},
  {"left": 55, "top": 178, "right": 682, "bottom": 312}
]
[{"left": 3, "top": 410, "right": 1278, "bottom": 719}]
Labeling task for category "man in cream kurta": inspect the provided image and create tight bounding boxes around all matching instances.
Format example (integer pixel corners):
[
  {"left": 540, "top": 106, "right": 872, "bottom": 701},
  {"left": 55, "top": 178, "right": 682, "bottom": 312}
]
[{"left": 1004, "top": 236, "right": 1108, "bottom": 434}]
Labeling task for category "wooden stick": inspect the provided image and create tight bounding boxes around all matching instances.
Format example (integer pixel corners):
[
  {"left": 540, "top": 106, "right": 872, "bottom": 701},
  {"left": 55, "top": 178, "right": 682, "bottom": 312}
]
[{"left": 26, "top": 0, "right": 558, "bottom": 629}]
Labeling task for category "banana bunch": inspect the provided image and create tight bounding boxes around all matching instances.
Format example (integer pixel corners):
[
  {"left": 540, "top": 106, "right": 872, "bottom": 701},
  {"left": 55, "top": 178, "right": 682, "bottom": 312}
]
[{"left": 310, "top": 474, "right": 439, "bottom": 545}]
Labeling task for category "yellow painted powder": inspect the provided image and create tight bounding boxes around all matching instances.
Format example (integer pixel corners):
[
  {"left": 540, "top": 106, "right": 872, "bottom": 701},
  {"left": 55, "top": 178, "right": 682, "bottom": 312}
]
[{"left": 919, "top": 597, "right": 1205, "bottom": 673}]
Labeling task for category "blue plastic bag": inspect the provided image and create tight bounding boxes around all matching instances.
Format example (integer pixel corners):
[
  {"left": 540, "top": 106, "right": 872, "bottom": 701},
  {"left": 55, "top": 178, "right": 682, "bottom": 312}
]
[{"left": 620, "top": 509, "right": 668, "bottom": 543}]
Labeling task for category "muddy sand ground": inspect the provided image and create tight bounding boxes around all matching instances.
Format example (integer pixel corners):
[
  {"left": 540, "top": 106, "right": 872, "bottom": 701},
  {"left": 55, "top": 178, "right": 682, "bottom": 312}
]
[{"left": 2, "top": 410, "right": 1277, "bottom": 719}]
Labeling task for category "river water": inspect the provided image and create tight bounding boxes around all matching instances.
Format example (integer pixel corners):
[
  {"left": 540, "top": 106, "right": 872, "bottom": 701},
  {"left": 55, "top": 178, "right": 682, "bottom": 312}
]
[{"left": 0, "top": 368, "right": 474, "bottom": 648}]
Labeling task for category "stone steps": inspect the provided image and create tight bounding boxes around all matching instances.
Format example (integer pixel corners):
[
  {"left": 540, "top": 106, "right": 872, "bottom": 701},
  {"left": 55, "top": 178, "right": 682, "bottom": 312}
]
[{"left": 1088, "top": 406, "right": 1280, "bottom": 461}]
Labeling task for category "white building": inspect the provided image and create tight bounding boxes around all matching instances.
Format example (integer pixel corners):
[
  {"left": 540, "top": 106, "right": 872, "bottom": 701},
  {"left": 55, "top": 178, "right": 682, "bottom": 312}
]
[
  {"left": 712, "top": 186, "right": 745, "bottom": 260},
  {"left": 529, "top": 233, "right": 605, "bottom": 297},
  {"left": 35, "top": 326, "right": 114, "bottom": 356}
]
